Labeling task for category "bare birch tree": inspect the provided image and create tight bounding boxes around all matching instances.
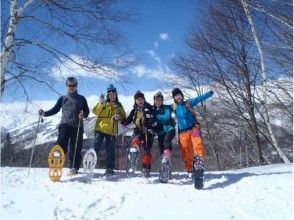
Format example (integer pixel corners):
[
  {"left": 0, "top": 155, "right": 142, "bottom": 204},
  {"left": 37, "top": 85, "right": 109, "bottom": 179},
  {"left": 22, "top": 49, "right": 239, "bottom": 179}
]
[
  {"left": 1, "top": 0, "right": 137, "bottom": 100},
  {"left": 240, "top": 0, "right": 290, "bottom": 163}
]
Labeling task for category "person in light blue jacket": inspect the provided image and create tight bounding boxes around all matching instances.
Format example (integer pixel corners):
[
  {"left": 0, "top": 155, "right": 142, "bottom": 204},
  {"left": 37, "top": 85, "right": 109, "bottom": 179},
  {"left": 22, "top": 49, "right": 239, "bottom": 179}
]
[
  {"left": 172, "top": 88, "right": 213, "bottom": 189},
  {"left": 172, "top": 89, "right": 213, "bottom": 133},
  {"left": 153, "top": 92, "right": 176, "bottom": 159}
]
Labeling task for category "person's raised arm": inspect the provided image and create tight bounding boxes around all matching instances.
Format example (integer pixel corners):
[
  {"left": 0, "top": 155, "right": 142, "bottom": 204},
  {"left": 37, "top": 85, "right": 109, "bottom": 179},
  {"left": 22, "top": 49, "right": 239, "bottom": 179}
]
[{"left": 189, "top": 91, "right": 214, "bottom": 107}]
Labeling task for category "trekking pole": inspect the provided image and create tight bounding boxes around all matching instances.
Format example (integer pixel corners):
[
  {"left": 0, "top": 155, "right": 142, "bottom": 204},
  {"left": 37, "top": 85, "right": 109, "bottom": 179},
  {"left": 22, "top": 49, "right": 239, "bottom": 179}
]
[
  {"left": 119, "top": 133, "right": 125, "bottom": 173},
  {"left": 144, "top": 127, "right": 148, "bottom": 148},
  {"left": 72, "top": 112, "right": 83, "bottom": 171},
  {"left": 110, "top": 117, "right": 118, "bottom": 172},
  {"left": 27, "top": 115, "right": 43, "bottom": 178}
]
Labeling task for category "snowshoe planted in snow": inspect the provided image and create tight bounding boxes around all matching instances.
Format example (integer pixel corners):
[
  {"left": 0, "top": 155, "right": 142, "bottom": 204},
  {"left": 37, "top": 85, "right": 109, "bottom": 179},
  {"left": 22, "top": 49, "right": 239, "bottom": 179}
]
[
  {"left": 82, "top": 149, "right": 97, "bottom": 182},
  {"left": 126, "top": 146, "right": 139, "bottom": 176},
  {"left": 193, "top": 156, "right": 205, "bottom": 189},
  {"left": 48, "top": 145, "right": 65, "bottom": 182},
  {"left": 159, "top": 156, "right": 171, "bottom": 183},
  {"left": 142, "top": 168, "right": 151, "bottom": 178}
]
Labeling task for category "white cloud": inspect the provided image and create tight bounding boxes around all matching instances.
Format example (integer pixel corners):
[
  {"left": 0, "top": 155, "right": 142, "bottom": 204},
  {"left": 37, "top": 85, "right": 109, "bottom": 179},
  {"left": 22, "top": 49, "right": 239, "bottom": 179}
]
[
  {"left": 159, "top": 33, "right": 169, "bottom": 41},
  {"left": 153, "top": 41, "right": 159, "bottom": 49},
  {"left": 140, "top": 48, "right": 185, "bottom": 84},
  {"left": 146, "top": 49, "right": 162, "bottom": 65},
  {"left": 130, "top": 64, "right": 180, "bottom": 84},
  {"left": 51, "top": 54, "right": 119, "bottom": 81},
  {"left": 146, "top": 50, "right": 156, "bottom": 57}
]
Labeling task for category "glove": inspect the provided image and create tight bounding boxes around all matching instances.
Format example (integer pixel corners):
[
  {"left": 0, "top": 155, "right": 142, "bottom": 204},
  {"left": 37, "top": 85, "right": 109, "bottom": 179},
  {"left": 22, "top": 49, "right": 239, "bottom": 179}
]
[
  {"left": 99, "top": 94, "right": 105, "bottom": 104},
  {"left": 78, "top": 110, "right": 84, "bottom": 119},
  {"left": 38, "top": 109, "right": 45, "bottom": 116},
  {"left": 111, "top": 114, "right": 121, "bottom": 121}
]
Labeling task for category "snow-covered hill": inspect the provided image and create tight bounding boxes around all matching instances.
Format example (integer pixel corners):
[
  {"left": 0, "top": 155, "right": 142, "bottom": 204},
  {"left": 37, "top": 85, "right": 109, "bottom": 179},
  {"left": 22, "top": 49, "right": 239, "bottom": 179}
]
[
  {"left": 1, "top": 164, "right": 293, "bottom": 220},
  {"left": 0, "top": 90, "right": 167, "bottom": 150},
  {"left": 1, "top": 81, "right": 292, "bottom": 150}
]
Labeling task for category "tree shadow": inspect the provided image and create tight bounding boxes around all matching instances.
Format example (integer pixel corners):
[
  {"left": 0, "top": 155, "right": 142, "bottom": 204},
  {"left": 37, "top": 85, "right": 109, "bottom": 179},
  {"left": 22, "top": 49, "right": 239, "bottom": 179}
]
[{"left": 148, "top": 171, "right": 292, "bottom": 188}]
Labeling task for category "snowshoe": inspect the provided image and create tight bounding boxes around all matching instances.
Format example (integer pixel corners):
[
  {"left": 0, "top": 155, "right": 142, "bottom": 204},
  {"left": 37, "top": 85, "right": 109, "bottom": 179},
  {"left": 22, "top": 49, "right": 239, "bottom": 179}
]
[
  {"left": 142, "top": 168, "right": 150, "bottom": 178},
  {"left": 126, "top": 146, "right": 139, "bottom": 176},
  {"left": 82, "top": 149, "right": 97, "bottom": 183},
  {"left": 48, "top": 145, "right": 65, "bottom": 182},
  {"left": 193, "top": 156, "right": 205, "bottom": 190},
  {"left": 159, "top": 156, "right": 171, "bottom": 183}
]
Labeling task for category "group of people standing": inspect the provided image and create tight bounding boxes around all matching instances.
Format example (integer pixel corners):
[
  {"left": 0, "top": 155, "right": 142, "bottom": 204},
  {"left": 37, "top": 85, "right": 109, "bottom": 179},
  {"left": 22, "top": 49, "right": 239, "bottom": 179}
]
[{"left": 39, "top": 77, "right": 213, "bottom": 187}]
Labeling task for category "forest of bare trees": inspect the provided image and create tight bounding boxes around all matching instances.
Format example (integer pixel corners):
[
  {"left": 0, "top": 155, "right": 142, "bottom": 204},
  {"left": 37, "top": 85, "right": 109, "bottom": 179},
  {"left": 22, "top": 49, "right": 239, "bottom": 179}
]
[{"left": 171, "top": 0, "right": 293, "bottom": 169}]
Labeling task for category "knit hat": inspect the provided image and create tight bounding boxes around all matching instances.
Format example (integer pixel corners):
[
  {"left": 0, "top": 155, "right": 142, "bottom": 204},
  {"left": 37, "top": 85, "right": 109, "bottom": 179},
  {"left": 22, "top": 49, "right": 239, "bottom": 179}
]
[
  {"left": 107, "top": 84, "right": 117, "bottom": 93},
  {"left": 65, "top": 77, "right": 78, "bottom": 86},
  {"left": 153, "top": 92, "right": 164, "bottom": 100},
  {"left": 134, "top": 90, "right": 145, "bottom": 100},
  {"left": 172, "top": 88, "right": 184, "bottom": 98}
]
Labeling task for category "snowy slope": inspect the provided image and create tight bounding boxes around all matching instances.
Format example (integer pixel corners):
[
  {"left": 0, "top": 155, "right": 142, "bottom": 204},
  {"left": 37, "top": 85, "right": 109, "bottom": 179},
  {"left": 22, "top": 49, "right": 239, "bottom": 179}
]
[
  {"left": 0, "top": 90, "right": 167, "bottom": 149},
  {"left": 1, "top": 164, "right": 293, "bottom": 220},
  {"left": 1, "top": 79, "right": 292, "bottom": 149}
]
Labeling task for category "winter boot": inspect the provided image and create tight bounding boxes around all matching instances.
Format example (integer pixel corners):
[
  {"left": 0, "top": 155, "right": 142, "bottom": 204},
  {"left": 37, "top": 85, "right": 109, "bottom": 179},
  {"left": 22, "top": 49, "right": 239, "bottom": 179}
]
[
  {"left": 67, "top": 168, "right": 78, "bottom": 176},
  {"left": 104, "top": 168, "right": 115, "bottom": 176}
]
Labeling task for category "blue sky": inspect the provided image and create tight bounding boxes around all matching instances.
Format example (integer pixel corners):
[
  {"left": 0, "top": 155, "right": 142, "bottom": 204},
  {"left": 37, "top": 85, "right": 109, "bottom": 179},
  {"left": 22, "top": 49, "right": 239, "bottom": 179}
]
[{"left": 3, "top": 0, "right": 206, "bottom": 102}]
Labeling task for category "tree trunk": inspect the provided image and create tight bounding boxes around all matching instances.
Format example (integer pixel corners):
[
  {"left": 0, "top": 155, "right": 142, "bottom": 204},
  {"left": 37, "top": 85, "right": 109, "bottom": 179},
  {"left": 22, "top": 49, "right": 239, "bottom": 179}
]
[
  {"left": 240, "top": 0, "right": 290, "bottom": 163},
  {"left": 0, "top": 0, "right": 34, "bottom": 98},
  {"left": 204, "top": 118, "right": 221, "bottom": 170}
]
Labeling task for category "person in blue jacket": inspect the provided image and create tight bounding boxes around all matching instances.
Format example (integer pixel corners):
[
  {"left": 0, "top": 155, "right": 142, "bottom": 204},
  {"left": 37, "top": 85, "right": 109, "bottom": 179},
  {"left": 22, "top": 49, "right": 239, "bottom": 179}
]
[
  {"left": 172, "top": 88, "right": 213, "bottom": 189},
  {"left": 153, "top": 92, "right": 176, "bottom": 161}
]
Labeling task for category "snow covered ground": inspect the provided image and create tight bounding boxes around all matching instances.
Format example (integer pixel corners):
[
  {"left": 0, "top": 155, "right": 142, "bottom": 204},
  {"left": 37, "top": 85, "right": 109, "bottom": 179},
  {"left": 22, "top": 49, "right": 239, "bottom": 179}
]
[{"left": 1, "top": 164, "right": 293, "bottom": 220}]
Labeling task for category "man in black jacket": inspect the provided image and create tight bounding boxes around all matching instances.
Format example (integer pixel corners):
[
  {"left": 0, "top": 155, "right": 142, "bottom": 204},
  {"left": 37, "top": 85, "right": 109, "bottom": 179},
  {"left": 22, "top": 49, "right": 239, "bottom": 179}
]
[{"left": 39, "top": 77, "right": 90, "bottom": 175}]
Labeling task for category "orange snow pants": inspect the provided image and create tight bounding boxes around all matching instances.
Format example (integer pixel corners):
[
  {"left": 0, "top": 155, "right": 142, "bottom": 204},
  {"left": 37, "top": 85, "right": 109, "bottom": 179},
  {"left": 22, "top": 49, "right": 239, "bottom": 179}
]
[{"left": 179, "top": 125, "right": 206, "bottom": 172}]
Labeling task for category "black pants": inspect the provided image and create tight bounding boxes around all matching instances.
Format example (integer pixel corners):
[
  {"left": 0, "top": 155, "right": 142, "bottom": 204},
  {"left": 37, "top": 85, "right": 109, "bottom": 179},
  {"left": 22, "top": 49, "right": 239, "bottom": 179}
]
[
  {"left": 57, "top": 124, "right": 83, "bottom": 170},
  {"left": 157, "top": 129, "right": 176, "bottom": 155},
  {"left": 93, "top": 131, "right": 116, "bottom": 169}
]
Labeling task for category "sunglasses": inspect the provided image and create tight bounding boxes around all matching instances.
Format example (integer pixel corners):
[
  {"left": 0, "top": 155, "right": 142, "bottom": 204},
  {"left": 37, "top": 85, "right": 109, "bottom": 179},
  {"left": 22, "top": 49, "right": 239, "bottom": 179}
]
[
  {"left": 68, "top": 84, "right": 77, "bottom": 88},
  {"left": 107, "top": 89, "right": 117, "bottom": 93}
]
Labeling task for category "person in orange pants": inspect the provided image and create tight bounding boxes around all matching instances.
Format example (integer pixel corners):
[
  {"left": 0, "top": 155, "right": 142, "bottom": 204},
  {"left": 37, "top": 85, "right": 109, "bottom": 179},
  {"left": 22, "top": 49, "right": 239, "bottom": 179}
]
[{"left": 171, "top": 88, "right": 213, "bottom": 189}]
